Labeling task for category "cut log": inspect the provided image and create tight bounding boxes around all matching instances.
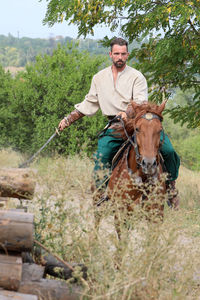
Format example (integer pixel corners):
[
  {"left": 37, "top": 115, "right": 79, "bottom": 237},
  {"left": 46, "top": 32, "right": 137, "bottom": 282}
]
[
  {"left": 0, "top": 197, "right": 9, "bottom": 201},
  {"left": 0, "top": 289, "right": 38, "bottom": 300},
  {"left": 0, "top": 254, "right": 22, "bottom": 291},
  {"left": 0, "top": 168, "right": 35, "bottom": 199},
  {"left": 22, "top": 263, "right": 45, "bottom": 282},
  {"left": 19, "top": 279, "right": 82, "bottom": 300},
  {"left": 0, "top": 210, "right": 34, "bottom": 252}
]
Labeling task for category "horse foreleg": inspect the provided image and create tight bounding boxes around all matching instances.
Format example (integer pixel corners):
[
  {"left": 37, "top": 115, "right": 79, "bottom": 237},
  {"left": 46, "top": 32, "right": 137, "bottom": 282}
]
[
  {"left": 92, "top": 191, "right": 103, "bottom": 233},
  {"left": 93, "top": 209, "right": 102, "bottom": 231}
]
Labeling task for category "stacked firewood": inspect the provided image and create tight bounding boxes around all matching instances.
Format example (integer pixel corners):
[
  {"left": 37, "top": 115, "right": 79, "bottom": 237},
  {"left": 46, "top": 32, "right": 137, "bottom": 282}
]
[{"left": 0, "top": 169, "right": 86, "bottom": 300}]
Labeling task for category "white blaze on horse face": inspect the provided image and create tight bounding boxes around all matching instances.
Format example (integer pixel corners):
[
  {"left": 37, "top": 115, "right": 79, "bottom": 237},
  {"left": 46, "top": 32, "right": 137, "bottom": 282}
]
[{"left": 136, "top": 119, "right": 162, "bottom": 159}]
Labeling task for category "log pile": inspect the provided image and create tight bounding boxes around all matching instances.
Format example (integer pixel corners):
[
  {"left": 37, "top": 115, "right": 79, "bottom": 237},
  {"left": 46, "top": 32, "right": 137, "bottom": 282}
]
[
  {"left": 0, "top": 169, "right": 86, "bottom": 300},
  {"left": 0, "top": 168, "right": 35, "bottom": 199}
]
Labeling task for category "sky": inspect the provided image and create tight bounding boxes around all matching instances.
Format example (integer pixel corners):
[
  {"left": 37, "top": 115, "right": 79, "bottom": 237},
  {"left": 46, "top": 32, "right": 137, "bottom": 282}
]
[{"left": 0, "top": 0, "right": 117, "bottom": 40}]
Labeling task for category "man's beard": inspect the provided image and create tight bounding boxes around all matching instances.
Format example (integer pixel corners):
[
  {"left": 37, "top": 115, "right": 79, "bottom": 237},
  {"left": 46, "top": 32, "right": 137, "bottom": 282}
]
[{"left": 113, "top": 60, "right": 126, "bottom": 68}]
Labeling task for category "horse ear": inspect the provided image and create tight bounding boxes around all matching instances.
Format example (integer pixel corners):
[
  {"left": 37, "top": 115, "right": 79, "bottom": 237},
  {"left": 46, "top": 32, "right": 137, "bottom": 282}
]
[
  {"left": 131, "top": 100, "right": 141, "bottom": 114},
  {"left": 157, "top": 100, "right": 167, "bottom": 114}
]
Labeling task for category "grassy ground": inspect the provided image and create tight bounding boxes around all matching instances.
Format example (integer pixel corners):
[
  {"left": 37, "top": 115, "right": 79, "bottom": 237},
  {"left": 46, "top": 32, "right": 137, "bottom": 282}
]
[{"left": 1, "top": 149, "right": 200, "bottom": 299}]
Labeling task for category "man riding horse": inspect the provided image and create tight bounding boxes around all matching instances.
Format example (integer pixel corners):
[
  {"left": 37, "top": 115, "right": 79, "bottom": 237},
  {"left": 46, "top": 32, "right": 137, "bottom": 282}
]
[{"left": 58, "top": 37, "right": 180, "bottom": 208}]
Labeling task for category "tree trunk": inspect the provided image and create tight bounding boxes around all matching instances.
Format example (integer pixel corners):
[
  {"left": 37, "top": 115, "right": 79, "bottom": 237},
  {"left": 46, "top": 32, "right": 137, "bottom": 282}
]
[
  {"left": 0, "top": 168, "right": 35, "bottom": 199},
  {"left": 0, "top": 254, "right": 22, "bottom": 291},
  {"left": 0, "top": 210, "right": 34, "bottom": 252},
  {"left": 0, "top": 289, "right": 38, "bottom": 300},
  {"left": 19, "top": 279, "right": 82, "bottom": 300}
]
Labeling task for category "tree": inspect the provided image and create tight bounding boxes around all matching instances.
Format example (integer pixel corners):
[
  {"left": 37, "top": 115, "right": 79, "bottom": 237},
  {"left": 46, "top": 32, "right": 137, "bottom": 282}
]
[
  {"left": 42, "top": 0, "right": 200, "bottom": 128},
  {"left": 0, "top": 65, "right": 14, "bottom": 147},
  {"left": 0, "top": 44, "right": 107, "bottom": 155},
  {"left": 163, "top": 90, "right": 200, "bottom": 170}
]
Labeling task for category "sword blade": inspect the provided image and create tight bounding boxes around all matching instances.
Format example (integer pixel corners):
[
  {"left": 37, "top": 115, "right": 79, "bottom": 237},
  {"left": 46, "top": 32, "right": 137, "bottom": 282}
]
[{"left": 19, "top": 130, "right": 58, "bottom": 168}]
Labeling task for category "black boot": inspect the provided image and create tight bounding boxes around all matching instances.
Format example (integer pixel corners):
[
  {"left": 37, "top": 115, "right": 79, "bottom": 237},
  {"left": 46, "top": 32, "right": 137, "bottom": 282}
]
[
  {"left": 96, "top": 194, "right": 109, "bottom": 206},
  {"left": 166, "top": 180, "right": 179, "bottom": 210}
]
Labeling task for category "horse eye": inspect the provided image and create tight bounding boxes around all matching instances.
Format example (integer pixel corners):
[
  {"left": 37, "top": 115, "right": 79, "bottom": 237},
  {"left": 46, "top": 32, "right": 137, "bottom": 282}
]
[{"left": 135, "top": 127, "right": 140, "bottom": 133}]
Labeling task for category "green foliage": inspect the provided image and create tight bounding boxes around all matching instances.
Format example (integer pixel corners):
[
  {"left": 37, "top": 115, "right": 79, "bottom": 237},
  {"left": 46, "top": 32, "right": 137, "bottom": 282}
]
[
  {"left": 0, "top": 65, "right": 14, "bottom": 147},
  {"left": 164, "top": 112, "right": 200, "bottom": 171},
  {"left": 42, "top": 0, "right": 200, "bottom": 128},
  {"left": 0, "top": 44, "right": 107, "bottom": 155},
  {"left": 0, "top": 46, "right": 21, "bottom": 67},
  {"left": 178, "top": 133, "right": 200, "bottom": 170},
  {"left": 163, "top": 90, "right": 200, "bottom": 171}
]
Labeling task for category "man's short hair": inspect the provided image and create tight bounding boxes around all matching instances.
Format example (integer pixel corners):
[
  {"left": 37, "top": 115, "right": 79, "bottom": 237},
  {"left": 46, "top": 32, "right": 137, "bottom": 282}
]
[{"left": 110, "top": 37, "right": 128, "bottom": 51}]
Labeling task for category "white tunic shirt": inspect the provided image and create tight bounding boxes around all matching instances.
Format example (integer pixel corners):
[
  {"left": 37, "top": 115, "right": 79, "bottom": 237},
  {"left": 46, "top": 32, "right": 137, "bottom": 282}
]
[{"left": 75, "top": 65, "right": 148, "bottom": 116}]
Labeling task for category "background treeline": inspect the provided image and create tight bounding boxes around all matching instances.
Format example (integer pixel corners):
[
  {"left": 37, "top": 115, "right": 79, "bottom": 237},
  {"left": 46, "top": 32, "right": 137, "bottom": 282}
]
[
  {"left": 0, "top": 41, "right": 199, "bottom": 170},
  {"left": 0, "top": 34, "right": 109, "bottom": 67}
]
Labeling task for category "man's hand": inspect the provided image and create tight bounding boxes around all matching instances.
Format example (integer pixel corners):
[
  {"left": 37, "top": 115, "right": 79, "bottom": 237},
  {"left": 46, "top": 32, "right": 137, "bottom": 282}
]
[
  {"left": 117, "top": 111, "right": 128, "bottom": 122},
  {"left": 58, "top": 110, "right": 84, "bottom": 131},
  {"left": 58, "top": 118, "right": 69, "bottom": 131}
]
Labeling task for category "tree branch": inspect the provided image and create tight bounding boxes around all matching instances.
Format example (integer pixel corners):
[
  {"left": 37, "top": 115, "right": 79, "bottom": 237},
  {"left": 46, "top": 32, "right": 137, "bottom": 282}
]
[{"left": 188, "top": 19, "right": 200, "bottom": 36}]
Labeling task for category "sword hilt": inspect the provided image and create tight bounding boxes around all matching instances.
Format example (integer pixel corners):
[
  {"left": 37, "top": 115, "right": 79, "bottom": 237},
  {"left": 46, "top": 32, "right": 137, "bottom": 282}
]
[{"left": 55, "top": 127, "right": 60, "bottom": 136}]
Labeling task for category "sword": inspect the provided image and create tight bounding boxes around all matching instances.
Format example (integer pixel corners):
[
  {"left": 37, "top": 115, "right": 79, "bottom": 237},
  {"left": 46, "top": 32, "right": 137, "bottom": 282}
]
[{"left": 19, "top": 128, "right": 60, "bottom": 168}]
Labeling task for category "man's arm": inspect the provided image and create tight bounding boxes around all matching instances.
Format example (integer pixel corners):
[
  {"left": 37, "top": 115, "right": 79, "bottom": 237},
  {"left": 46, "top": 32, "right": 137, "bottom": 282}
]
[
  {"left": 74, "top": 76, "right": 100, "bottom": 116},
  {"left": 59, "top": 75, "right": 100, "bottom": 131},
  {"left": 58, "top": 109, "right": 84, "bottom": 131}
]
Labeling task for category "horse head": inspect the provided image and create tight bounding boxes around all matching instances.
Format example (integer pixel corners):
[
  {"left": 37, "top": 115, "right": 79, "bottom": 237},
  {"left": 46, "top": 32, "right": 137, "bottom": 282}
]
[{"left": 129, "top": 101, "right": 166, "bottom": 176}]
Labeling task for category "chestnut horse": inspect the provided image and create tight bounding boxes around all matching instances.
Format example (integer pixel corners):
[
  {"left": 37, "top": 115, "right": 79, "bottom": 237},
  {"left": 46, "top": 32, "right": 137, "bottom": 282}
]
[{"left": 95, "top": 101, "right": 167, "bottom": 238}]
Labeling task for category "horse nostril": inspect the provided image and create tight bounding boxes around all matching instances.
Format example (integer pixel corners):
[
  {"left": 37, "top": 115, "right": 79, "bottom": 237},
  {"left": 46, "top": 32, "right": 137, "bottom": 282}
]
[
  {"left": 142, "top": 159, "right": 146, "bottom": 167},
  {"left": 153, "top": 159, "right": 157, "bottom": 168}
]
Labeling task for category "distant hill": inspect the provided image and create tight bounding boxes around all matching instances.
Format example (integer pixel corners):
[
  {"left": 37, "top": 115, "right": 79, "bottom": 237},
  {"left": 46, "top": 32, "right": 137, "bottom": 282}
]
[{"left": 0, "top": 34, "right": 108, "bottom": 67}]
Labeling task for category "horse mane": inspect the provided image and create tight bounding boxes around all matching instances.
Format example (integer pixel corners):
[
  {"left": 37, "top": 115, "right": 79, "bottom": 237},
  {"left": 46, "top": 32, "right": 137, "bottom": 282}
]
[{"left": 113, "top": 101, "right": 164, "bottom": 140}]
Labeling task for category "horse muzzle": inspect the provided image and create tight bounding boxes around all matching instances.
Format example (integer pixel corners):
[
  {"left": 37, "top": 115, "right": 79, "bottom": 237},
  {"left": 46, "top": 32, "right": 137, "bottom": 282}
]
[{"left": 141, "top": 157, "right": 157, "bottom": 175}]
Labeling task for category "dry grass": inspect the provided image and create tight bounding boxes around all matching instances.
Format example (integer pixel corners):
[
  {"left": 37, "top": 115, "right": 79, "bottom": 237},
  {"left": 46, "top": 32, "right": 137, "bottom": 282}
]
[
  {"left": 1, "top": 149, "right": 200, "bottom": 299},
  {"left": 0, "top": 148, "right": 24, "bottom": 168}
]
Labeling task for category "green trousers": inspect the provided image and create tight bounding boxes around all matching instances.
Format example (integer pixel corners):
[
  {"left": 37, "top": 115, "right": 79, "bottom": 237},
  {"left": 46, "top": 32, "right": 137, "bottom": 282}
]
[{"left": 93, "top": 129, "right": 180, "bottom": 188}]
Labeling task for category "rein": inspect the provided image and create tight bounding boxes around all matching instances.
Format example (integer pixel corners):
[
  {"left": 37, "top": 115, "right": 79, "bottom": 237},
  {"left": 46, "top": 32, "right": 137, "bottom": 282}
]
[{"left": 118, "top": 116, "right": 142, "bottom": 168}]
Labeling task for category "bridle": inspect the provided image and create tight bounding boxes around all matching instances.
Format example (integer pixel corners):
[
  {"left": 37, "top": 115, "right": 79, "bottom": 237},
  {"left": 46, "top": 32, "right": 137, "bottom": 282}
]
[{"left": 118, "top": 112, "right": 164, "bottom": 170}]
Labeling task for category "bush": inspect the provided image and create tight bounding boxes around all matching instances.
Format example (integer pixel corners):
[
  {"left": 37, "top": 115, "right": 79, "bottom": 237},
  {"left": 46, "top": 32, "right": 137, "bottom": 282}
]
[
  {"left": 0, "top": 65, "right": 14, "bottom": 148},
  {"left": 0, "top": 44, "right": 108, "bottom": 155}
]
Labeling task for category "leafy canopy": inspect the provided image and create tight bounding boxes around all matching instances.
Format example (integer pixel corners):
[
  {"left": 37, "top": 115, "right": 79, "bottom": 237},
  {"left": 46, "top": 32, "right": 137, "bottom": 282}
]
[{"left": 42, "top": 0, "right": 200, "bottom": 128}]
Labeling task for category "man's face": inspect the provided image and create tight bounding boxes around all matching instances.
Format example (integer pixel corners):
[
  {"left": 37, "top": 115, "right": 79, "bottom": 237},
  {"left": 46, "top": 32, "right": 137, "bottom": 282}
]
[{"left": 109, "top": 44, "right": 129, "bottom": 69}]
